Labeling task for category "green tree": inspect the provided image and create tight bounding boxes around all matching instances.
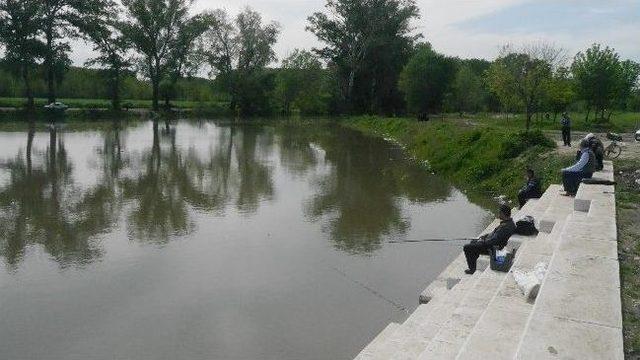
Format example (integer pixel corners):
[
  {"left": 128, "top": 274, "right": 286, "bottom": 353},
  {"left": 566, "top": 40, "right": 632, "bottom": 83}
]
[
  {"left": 41, "top": 0, "right": 114, "bottom": 103},
  {"left": 570, "top": 44, "right": 638, "bottom": 122},
  {"left": 450, "top": 64, "right": 484, "bottom": 113},
  {"left": 0, "top": 0, "right": 46, "bottom": 109},
  {"left": 203, "top": 7, "right": 280, "bottom": 116},
  {"left": 276, "top": 49, "right": 326, "bottom": 115},
  {"left": 487, "top": 44, "right": 559, "bottom": 130},
  {"left": 545, "top": 67, "right": 574, "bottom": 120},
  {"left": 120, "top": 0, "right": 210, "bottom": 110},
  {"left": 398, "top": 44, "right": 456, "bottom": 115},
  {"left": 307, "top": 0, "right": 420, "bottom": 114},
  {"left": 85, "top": 9, "right": 132, "bottom": 110}
]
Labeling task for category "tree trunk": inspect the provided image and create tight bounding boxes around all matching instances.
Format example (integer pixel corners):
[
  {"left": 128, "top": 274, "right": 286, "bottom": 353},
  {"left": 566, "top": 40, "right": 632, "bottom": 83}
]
[
  {"left": 152, "top": 78, "right": 160, "bottom": 111},
  {"left": 112, "top": 69, "right": 121, "bottom": 111},
  {"left": 585, "top": 107, "right": 590, "bottom": 122},
  {"left": 45, "top": 26, "right": 56, "bottom": 104},
  {"left": 22, "top": 66, "right": 34, "bottom": 110},
  {"left": 525, "top": 108, "right": 532, "bottom": 131}
]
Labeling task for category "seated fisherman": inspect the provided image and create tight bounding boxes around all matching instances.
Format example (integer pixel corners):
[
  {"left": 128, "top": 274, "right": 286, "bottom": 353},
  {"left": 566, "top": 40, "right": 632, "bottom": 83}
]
[
  {"left": 563, "top": 139, "right": 596, "bottom": 196},
  {"left": 463, "top": 204, "right": 516, "bottom": 274},
  {"left": 584, "top": 133, "right": 604, "bottom": 171},
  {"left": 517, "top": 168, "right": 542, "bottom": 208}
]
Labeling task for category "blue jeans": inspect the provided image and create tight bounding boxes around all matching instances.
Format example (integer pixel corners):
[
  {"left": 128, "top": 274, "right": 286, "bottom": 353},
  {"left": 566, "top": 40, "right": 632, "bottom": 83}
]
[{"left": 562, "top": 170, "right": 593, "bottom": 195}]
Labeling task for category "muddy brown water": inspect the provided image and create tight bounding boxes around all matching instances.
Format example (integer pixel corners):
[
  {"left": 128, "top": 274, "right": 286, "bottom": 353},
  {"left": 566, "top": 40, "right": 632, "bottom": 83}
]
[{"left": 0, "top": 120, "right": 492, "bottom": 360}]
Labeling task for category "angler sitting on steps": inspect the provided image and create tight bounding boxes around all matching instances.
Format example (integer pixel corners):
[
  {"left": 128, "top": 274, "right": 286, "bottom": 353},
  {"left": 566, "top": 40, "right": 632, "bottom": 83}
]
[{"left": 463, "top": 204, "right": 516, "bottom": 275}]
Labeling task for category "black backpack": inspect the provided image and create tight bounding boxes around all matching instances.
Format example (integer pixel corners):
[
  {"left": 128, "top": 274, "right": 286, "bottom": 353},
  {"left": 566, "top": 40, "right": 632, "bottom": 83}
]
[{"left": 515, "top": 216, "right": 539, "bottom": 236}]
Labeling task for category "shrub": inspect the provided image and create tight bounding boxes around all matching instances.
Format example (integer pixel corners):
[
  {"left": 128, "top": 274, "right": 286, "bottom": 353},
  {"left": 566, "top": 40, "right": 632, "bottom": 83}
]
[{"left": 499, "top": 130, "right": 555, "bottom": 159}]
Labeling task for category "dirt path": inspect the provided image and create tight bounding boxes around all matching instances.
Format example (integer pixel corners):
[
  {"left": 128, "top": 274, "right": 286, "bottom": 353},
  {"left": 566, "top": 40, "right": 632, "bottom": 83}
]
[{"left": 545, "top": 130, "right": 640, "bottom": 161}]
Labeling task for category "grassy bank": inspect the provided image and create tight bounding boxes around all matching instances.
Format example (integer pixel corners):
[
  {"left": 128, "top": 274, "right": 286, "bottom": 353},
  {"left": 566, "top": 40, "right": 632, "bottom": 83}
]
[
  {"left": 615, "top": 160, "right": 640, "bottom": 357},
  {"left": 436, "top": 112, "right": 640, "bottom": 133},
  {"left": 345, "top": 116, "right": 574, "bottom": 205}
]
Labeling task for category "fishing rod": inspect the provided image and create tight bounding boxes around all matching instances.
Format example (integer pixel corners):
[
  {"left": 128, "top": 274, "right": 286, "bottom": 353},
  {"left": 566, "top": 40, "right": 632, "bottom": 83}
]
[{"left": 388, "top": 237, "right": 478, "bottom": 244}]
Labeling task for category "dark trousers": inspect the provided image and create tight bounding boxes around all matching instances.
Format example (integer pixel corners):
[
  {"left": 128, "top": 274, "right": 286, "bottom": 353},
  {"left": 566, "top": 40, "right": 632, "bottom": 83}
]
[
  {"left": 562, "top": 171, "right": 593, "bottom": 195},
  {"left": 518, "top": 190, "right": 542, "bottom": 208},
  {"left": 595, "top": 153, "right": 604, "bottom": 171},
  {"left": 463, "top": 241, "right": 491, "bottom": 272},
  {"left": 562, "top": 127, "right": 571, "bottom": 146}
]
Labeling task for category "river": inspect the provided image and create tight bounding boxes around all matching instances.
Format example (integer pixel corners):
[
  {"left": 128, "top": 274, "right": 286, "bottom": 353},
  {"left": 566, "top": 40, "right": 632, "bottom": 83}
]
[{"left": 0, "top": 119, "right": 491, "bottom": 360}]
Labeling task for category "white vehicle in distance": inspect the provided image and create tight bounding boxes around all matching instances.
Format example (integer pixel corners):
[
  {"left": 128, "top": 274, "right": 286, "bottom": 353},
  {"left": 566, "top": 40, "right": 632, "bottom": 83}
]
[{"left": 44, "top": 102, "right": 69, "bottom": 111}]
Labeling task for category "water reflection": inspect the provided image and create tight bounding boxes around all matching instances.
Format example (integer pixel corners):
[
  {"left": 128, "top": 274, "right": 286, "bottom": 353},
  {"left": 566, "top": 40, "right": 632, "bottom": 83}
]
[
  {"left": 0, "top": 126, "right": 110, "bottom": 268},
  {"left": 304, "top": 127, "right": 452, "bottom": 254},
  {"left": 0, "top": 120, "right": 457, "bottom": 267}
]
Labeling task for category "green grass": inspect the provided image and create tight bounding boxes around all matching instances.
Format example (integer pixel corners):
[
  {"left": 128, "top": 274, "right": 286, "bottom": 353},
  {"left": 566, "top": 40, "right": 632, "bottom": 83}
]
[
  {"left": 344, "top": 116, "right": 575, "bottom": 205},
  {"left": 0, "top": 97, "right": 229, "bottom": 110},
  {"left": 614, "top": 160, "right": 640, "bottom": 357},
  {"left": 443, "top": 111, "right": 640, "bottom": 133}
]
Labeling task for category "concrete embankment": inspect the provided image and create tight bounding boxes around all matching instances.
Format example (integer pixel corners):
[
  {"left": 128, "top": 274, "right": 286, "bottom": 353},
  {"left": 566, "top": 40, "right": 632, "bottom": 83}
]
[{"left": 355, "top": 161, "right": 623, "bottom": 359}]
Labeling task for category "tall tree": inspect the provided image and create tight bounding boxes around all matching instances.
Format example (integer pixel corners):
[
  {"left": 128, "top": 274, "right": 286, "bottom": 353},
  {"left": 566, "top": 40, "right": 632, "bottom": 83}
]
[
  {"left": 276, "top": 49, "right": 326, "bottom": 115},
  {"left": 307, "top": 0, "right": 420, "bottom": 114},
  {"left": 85, "top": 8, "right": 131, "bottom": 110},
  {"left": 487, "top": 44, "right": 561, "bottom": 130},
  {"left": 0, "top": 0, "right": 45, "bottom": 109},
  {"left": 41, "top": 0, "right": 114, "bottom": 103},
  {"left": 545, "top": 67, "right": 574, "bottom": 120},
  {"left": 202, "top": 7, "right": 280, "bottom": 115},
  {"left": 450, "top": 63, "right": 485, "bottom": 113},
  {"left": 571, "top": 44, "right": 621, "bottom": 122},
  {"left": 398, "top": 43, "right": 456, "bottom": 116},
  {"left": 120, "top": 0, "right": 210, "bottom": 110}
]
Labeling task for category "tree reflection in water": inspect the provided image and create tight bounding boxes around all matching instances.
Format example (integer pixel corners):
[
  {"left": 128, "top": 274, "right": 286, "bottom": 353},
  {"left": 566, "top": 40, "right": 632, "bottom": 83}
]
[
  {"left": 304, "top": 126, "right": 453, "bottom": 254},
  {"left": 0, "top": 125, "right": 110, "bottom": 269},
  {"left": 0, "top": 120, "right": 456, "bottom": 268}
]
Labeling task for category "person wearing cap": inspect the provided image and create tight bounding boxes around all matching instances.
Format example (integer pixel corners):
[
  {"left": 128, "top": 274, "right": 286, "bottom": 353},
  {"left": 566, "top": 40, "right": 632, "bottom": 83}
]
[
  {"left": 562, "top": 139, "right": 596, "bottom": 196},
  {"left": 463, "top": 204, "right": 516, "bottom": 274},
  {"left": 517, "top": 168, "right": 542, "bottom": 208},
  {"left": 560, "top": 112, "right": 572, "bottom": 146},
  {"left": 582, "top": 133, "right": 604, "bottom": 171}
]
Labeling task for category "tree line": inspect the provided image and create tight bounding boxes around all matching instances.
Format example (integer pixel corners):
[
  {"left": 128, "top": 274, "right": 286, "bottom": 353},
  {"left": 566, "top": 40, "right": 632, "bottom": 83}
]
[{"left": 1, "top": 0, "right": 639, "bottom": 120}]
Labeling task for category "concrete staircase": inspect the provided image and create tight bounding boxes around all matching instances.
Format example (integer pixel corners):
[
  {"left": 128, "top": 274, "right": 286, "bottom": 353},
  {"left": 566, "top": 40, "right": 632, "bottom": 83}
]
[{"left": 354, "top": 161, "right": 623, "bottom": 360}]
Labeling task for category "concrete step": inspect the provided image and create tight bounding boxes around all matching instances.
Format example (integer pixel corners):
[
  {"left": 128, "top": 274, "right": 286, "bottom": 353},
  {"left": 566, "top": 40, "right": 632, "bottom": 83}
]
[
  {"left": 413, "top": 200, "right": 562, "bottom": 360},
  {"left": 372, "top": 269, "right": 488, "bottom": 360},
  {"left": 454, "top": 217, "right": 568, "bottom": 360},
  {"left": 355, "top": 323, "right": 401, "bottom": 360},
  {"left": 515, "top": 207, "right": 624, "bottom": 359}
]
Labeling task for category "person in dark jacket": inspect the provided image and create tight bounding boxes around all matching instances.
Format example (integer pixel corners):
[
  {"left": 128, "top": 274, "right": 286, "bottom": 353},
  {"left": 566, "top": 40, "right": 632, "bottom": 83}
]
[
  {"left": 561, "top": 112, "right": 572, "bottom": 146},
  {"left": 463, "top": 204, "right": 516, "bottom": 274},
  {"left": 518, "top": 169, "right": 542, "bottom": 208},
  {"left": 562, "top": 139, "right": 596, "bottom": 196},
  {"left": 584, "top": 133, "right": 604, "bottom": 171}
]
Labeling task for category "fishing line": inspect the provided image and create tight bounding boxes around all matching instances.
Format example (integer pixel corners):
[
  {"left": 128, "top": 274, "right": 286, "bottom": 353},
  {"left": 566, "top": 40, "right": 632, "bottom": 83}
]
[{"left": 329, "top": 266, "right": 409, "bottom": 314}]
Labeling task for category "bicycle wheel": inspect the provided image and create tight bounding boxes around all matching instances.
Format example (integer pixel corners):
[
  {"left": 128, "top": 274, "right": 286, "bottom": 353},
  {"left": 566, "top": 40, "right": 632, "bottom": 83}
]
[{"left": 606, "top": 144, "right": 622, "bottom": 159}]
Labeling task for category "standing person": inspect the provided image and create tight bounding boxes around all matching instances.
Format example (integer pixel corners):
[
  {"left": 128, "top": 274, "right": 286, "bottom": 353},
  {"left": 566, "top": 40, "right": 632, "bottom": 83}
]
[
  {"left": 562, "top": 139, "right": 596, "bottom": 196},
  {"left": 517, "top": 168, "right": 542, "bottom": 208},
  {"left": 561, "top": 112, "right": 572, "bottom": 147},
  {"left": 463, "top": 204, "right": 515, "bottom": 275}
]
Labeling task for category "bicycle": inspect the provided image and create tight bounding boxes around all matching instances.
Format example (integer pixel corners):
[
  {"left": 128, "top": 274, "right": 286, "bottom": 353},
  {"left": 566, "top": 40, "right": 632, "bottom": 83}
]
[{"left": 605, "top": 133, "right": 623, "bottom": 159}]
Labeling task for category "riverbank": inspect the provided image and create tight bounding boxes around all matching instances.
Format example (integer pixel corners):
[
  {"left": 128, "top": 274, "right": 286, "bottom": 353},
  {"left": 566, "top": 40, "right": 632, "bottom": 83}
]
[
  {"left": 346, "top": 115, "right": 639, "bottom": 357},
  {"left": 344, "top": 116, "right": 574, "bottom": 205},
  {"left": 354, "top": 162, "right": 623, "bottom": 359}
]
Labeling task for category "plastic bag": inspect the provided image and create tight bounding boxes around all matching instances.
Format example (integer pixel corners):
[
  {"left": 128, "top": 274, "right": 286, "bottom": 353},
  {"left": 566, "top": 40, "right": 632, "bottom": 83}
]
[{"left": 512, "top": 262, "right": 547, "bottom": 302}]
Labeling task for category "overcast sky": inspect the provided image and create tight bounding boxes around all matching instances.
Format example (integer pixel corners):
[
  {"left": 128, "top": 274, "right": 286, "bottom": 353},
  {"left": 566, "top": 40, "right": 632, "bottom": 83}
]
[{"left": 71, "top": 0, "right": 640, "bottom": 67}]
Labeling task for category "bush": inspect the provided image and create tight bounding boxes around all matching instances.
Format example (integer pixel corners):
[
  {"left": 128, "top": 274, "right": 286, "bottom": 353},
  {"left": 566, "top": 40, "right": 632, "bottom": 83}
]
[{"left": 499, "top": 130, "right": 555, "bottom": 159}]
